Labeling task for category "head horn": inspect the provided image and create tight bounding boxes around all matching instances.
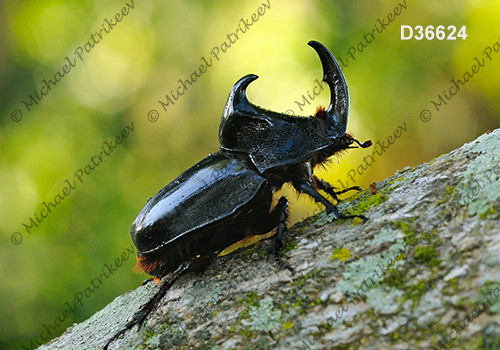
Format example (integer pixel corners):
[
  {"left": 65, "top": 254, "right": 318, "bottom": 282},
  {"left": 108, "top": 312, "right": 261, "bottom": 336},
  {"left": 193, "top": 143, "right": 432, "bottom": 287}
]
[{"left": 308, "top": 40, "right": 349, "bottom": 133}]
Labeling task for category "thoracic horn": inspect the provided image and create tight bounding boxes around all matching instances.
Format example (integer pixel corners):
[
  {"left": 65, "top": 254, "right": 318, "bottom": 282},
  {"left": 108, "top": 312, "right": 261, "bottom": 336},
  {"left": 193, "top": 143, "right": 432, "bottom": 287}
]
[
  {"left": 308, "top": 40, "right": 349, "bottom": 134},
  {"left": 220, "top": 74, "right": 259, "bottom": 121},
  {"left": 219, "top": 74, "right": 271, "bottom": 147}
]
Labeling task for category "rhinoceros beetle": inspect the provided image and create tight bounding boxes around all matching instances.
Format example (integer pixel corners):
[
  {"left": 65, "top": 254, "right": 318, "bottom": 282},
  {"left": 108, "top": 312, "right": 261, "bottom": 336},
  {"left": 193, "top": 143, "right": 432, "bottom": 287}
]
[{"left": 104, "top": 41, "right": 371, "bottom": 349}]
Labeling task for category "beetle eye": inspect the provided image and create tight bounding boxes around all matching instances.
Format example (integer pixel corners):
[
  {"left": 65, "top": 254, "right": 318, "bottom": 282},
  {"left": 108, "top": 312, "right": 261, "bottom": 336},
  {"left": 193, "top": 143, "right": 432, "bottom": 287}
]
[
  {"left": 326, "top": 127, "right": 338, "bottom": 137},
  {"left": 318, "top": 118, "right": 343, "bottom": 139}
]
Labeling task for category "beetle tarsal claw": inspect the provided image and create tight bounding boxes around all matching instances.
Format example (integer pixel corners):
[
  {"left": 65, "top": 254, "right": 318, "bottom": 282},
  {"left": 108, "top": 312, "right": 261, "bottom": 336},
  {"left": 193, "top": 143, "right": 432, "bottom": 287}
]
[
  {"left": 340, "top": 214, "right": 369, "bottom": 223},
  {"left": 269, "top": 244, "right": 295, "bottom": 274}
]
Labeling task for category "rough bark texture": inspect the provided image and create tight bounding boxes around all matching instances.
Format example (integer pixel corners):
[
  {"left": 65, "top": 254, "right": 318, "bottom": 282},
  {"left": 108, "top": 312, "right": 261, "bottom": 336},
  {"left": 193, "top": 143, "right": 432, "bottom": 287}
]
[{"left": 38, "top": 129, "right": 500, "bottom": 350}]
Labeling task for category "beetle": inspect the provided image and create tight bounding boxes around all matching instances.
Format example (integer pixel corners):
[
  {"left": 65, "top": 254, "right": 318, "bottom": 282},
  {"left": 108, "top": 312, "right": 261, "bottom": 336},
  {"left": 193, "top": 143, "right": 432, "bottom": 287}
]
[{"left": 104, "top": 41, "right": 371, "bottom": 349}]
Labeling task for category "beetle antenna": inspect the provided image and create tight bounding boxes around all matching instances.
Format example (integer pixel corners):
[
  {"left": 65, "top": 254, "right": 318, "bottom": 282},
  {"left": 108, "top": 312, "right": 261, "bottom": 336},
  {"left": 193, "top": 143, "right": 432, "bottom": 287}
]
[{"left": 352, "top": 138, "right": 372, "bottom": 148}]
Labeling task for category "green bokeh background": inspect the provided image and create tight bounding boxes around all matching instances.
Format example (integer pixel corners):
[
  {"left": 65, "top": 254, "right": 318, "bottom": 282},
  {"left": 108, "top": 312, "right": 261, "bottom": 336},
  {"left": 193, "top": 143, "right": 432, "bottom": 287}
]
[{"left": 1, "top": 0, "right": 499, "bottom": 349}]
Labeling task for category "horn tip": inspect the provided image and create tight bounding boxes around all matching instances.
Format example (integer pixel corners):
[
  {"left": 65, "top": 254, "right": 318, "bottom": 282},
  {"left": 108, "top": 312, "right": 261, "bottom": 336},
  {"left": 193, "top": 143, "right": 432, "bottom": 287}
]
[
  {"left": 307, "top": 40, "right": 319, "bottom": 46},
  {"left": 234, "top": 74, "right": 259, "bottom": 89},
  {"left": 231, "top": 74, "right": 259, "bottom": 96}
]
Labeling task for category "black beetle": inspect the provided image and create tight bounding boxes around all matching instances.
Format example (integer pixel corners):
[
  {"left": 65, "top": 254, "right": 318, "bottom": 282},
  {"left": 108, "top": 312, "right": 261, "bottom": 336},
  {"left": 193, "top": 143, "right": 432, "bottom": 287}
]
[{"left": 104, "top": 41, "right": 371, "bottom": 349}]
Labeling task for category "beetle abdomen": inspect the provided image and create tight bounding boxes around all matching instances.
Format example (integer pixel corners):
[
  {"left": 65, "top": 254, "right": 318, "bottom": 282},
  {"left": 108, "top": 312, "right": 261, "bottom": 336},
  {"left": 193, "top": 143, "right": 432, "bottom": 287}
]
[{"left": 131, "top": 152, "right": 273, "bottom": 277}]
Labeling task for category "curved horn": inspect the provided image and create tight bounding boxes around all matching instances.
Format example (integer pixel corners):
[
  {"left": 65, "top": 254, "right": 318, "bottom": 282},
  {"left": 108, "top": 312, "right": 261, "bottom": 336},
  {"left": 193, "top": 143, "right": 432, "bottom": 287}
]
[
  {"left": 221, "top": 74, "right": 259, "bottom": 122},
  {"left": 308, "top": 40, "right": 349, "bottom": 133},
  {"left": 219, "top": 74, "right": 268, "bottom": 145}
]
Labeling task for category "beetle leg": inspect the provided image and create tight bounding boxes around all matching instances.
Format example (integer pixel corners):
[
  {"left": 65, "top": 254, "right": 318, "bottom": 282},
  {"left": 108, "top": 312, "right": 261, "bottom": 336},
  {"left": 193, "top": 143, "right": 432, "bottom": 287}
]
[
  {"left": 103, "top": 261, "right": 191, "bottom": 350},
  {"left": 142, "top": 277, "right": 154, "bottom": 286},
  {"left": 259, "top": 197, "right": 294, "bottom": 273},
  {"left": 294, "top": 180, "right": 367, "bottom": 222},
  {"left": 312, "top": 176, "right": 362, "bottom": 203},
  {"left": 269, "top": 197, "right": 294, "bottom": 273},
  {"left": 294, "top": 180, "right": 342, "bottom": 218}
]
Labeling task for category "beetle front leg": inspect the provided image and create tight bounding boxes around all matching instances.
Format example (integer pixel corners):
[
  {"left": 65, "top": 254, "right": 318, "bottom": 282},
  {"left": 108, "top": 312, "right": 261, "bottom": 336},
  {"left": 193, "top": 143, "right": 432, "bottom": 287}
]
[
  {"left": 294, "top": 180, "right": 367, "bottom": 222},
  {"left": 294, "top": 180, "right": 342, "bottom": 218},
  {"left": 312, "top": 175, "right": 362, "bottom": 203}
]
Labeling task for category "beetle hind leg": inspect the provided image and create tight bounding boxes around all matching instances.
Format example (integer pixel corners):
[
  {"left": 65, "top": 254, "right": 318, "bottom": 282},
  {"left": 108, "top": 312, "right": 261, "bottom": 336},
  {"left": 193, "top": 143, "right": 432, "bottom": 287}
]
[{"left": 103, "top": 261, "right": 191, "bottom": 349}]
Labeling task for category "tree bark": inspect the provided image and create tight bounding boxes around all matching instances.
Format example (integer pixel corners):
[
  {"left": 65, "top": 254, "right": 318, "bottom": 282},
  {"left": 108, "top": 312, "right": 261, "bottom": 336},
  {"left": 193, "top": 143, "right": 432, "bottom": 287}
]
[{"left": 38, "top": 129, "right": 500, "bottom": 350}]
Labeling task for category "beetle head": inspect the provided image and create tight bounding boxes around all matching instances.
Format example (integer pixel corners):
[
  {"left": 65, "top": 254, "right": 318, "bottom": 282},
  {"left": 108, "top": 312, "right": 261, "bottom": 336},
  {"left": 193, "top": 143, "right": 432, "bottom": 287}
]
[
  {"left": 218, "top": 41, "right": 371, "bottom": 173},
  {"left": 219, "top": 41, "right": 350, "bottom": 143}
]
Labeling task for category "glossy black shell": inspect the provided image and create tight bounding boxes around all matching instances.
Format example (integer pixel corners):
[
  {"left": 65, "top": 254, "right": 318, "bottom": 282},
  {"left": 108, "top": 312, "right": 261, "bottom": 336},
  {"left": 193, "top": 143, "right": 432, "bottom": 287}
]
[
  {"left": 131, "top": 41, "right": 357, "bottom": 278},
  {"left": 131, "top": 152, "right": 273, "bottom": 277}
]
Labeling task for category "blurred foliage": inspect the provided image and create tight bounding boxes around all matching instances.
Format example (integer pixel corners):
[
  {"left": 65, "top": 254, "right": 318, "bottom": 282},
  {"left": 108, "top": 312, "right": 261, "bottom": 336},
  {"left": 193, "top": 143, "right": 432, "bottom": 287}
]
[{"left": 0, "top": 0, "right": 499, "bottom": 349}]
